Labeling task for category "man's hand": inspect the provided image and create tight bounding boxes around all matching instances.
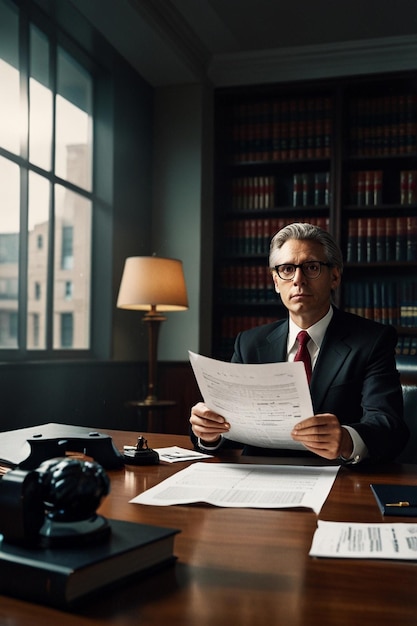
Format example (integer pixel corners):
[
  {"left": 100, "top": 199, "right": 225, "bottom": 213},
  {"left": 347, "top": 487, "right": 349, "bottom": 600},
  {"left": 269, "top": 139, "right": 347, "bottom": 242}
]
[
  {"left": 291, "top": 413, "right": 353, "bottom": 460},
  {"left": 190, "top": 402, "right": 230, "bottom": 445}
]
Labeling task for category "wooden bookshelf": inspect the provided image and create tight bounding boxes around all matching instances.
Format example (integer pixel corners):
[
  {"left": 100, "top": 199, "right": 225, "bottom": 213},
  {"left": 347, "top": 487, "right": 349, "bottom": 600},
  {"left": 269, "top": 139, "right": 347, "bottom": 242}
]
[{"left": 212, "top": 72, "right": 417, "bottom": 361}]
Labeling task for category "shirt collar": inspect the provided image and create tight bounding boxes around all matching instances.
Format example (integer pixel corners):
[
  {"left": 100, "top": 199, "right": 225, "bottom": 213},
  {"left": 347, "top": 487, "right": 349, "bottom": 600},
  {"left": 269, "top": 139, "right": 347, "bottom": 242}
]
[{"left": 288, "top": 306, "right": 333, "bottom": 352}]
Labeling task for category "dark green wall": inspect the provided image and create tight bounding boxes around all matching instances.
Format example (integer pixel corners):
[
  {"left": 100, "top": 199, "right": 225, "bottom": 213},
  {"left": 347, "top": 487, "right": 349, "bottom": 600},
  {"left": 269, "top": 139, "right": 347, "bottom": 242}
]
[
  {"left": 0, "top": 360, "right": 200, "bottom": 436},
  {"left": 0, "top": 361, "right": 147, "bottom": 433}
]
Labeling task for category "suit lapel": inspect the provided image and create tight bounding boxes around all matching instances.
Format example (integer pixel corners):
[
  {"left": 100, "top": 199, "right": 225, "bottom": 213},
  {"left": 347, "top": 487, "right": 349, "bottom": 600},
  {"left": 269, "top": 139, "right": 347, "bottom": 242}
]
[
  {"left": 310, "top": 311, "right": 352, "bottom": 409},
  {"left": 257, "top": 320, "right": 288, "bottom": 363}
]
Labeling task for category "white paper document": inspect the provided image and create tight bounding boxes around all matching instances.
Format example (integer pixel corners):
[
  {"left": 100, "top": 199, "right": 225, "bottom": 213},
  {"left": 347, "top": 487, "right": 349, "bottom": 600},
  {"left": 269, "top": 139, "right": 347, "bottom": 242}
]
[
  {"left": 310, "top": 520, "right": 417, "bottom": 559},
  {"left": 131, "top": 462, "right": 339, "bottom": 514},
  {"left": 154, "top": 446, "right": 213, "bottom": 463},
  {"left": 189, "top": 351, "right": 313, "bottom": 450}
]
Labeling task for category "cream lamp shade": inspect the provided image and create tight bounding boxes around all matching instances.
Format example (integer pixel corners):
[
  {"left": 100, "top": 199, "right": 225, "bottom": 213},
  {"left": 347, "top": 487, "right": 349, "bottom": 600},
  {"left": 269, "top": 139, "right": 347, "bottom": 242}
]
[{"left": 117, "top": 257, "right": 188, "bottom": 311}]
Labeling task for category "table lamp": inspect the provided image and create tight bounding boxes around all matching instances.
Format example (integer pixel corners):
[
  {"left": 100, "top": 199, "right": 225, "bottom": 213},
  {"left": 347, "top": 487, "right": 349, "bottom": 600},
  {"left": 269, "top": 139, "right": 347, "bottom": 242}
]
[{"left": 117, "top": 256, "right": 188, "bottom": 407}]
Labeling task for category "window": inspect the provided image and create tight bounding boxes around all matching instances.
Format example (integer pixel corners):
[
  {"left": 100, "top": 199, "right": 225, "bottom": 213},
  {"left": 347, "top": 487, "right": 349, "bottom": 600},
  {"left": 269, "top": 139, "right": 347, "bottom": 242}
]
[
  {"left": 60, "top": 313, "right": 73, "bottom": 348},
  {"left": 61, "top": 225, "right": 74, "bottom": 270},
  {"left": 64, "top": 281, "right": 73, "bottom": 300},
  {"left": 0, "top": 0, "right": 94, "bottom": 356},
  {"left": 32, "top": 313, "right": 40, "bottom": 347}
]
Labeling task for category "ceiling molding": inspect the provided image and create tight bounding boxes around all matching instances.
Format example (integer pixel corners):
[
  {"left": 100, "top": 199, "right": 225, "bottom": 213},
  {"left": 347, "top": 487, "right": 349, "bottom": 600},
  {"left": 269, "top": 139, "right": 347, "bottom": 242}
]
[
  {"left": 208, "top": 35, "right": 417, "bottom": 87},
  {"left": 128, "top": 0, "right": 211, "bottom": 82}
]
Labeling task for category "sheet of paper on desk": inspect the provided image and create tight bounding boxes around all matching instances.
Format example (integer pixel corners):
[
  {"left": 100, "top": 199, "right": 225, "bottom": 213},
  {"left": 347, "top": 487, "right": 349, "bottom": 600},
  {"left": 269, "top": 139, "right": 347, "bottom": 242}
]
[
  {"left": 310, "top": 520, "right": 417, "bottom": 559},
  {"left": 131, "top": 462, "right": 339, "bottom": 514},
  {"left": 189, "top": 351, "right": 312, "bottom": 450},
  {"left": 155, "top": 446, "right": 213, "bottom": 463}
]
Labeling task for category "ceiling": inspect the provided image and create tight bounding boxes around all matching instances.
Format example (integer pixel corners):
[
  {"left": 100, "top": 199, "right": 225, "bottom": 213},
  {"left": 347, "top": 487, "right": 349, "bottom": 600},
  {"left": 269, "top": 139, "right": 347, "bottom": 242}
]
[{"left": 68, "top": 0, "right": 417, "bottom": 87}]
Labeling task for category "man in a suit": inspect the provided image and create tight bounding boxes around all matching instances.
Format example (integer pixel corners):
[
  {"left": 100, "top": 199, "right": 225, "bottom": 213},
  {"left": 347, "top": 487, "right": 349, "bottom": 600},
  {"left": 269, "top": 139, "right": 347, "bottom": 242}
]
[{"left": 190, "top": 222, "right": 409, "bottom": 463}]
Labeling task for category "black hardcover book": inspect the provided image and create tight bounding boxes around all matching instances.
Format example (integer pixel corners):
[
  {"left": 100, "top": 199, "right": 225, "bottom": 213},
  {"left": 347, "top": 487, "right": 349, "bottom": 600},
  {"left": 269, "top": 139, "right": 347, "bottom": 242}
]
[
  {"left": 0, "top": 518, "right": 179, "bottom": 609},
  {"left": 370, "top": 484, "right": 417, "bottom": 517}
]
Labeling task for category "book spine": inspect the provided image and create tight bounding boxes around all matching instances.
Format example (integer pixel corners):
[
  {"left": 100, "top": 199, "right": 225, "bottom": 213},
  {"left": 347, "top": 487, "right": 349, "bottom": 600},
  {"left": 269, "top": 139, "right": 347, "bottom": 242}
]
[
  {"left": 407, "top": 216, "right": 417, "bottom": 261},
  {"left": 280, "top": 100, "right": 289, "bottom": 160},
  {"left": 302, "top": 173, "right": 310, "bottom": 206},
  {"left": 346, "top": 219, "right": 357, "bottom": 263},
  {"left": 400, "top": 170, "right": 408, "bottom": 205},
  {"left": 395, "top": 216, "right": 407, "bottom": 262},
  {"left": 385, "top": 217, "right": 397, "bottom": 261},
  {"left": 408, "top": 170, "right": 417, "bottom": 204},
  {"left": 375, "top": 217, "right": 386, "bottom": 262},
  {"left": 288, "top": 99, "right": 298, "bottom": 160},
  {"left": 297, "top": 99, "right": 307, "bottom": 159},
  {"left": 293, "top": 174, "right": 302, "bottom": 207},
  {"left": 306, "top": 98, "right": 315, "bottom": 159},
  {"left": 357, "top": 171, "right": 365, "bottom": 205},
  {"left": 373, "top": 170, "right": 383, "bottom": 204},
  {"left": 363, "top": 281, "right": 373, "bottom": 320},
  {"left": 366, "top": 217, "right": 377, "bottom": 262},
  {"left": 406, "top": 94, "right": 417, "bottom": 153},
  {"left": 357, "top": 217, "right": 366, "bottom": 263},
  {"left": 373, "top": 282, "right": 382, "bottom": 322}
]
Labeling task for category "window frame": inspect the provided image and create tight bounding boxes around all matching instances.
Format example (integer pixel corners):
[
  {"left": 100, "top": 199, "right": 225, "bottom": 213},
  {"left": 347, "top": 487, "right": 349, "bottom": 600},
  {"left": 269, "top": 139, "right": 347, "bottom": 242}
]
[{"left": 0, "top": 0, "right": 113, "bottom": 361}]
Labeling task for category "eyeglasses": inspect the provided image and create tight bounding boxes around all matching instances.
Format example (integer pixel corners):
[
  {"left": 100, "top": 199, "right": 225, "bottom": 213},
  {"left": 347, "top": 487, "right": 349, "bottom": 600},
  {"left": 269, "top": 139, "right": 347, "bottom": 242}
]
[{"left": 274, "top": 261, "right": 333, "bottom": 280}]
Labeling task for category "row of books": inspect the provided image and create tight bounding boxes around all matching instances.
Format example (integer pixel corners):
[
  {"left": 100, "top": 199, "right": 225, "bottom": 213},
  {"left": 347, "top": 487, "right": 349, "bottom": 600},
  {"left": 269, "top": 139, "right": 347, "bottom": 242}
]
[
  {"left": 229, "top": 170, "right": 417, "bottom": 213},
  {"left": 292, "top": 171, "right": 330, "bottom": 207},
  {"left": 216, "top": 315, "right": 281, "bottom": 359},
  {"left": 219, "top": 265, "right": 417, "bottom": 322},
  {"left": 349, "top": 170, "right": 417, "bottom": 206},
  {"left": 215, "top": 315, "right": 416, "bottom": 359},
  {"left": 348, "top": 94, "right": 417, "bottom": 156},
  {"left": 400, "top": 170, "right": 417, "bottom": 205},
  {"left": 224, "top": 216, "right": 330, "bottom": 256},
  {"left": 228, "top": 97, "right": 333, "bottom": 163},
  {"left": 219, "top": 265, "right": 277, "bottom": 304},
  {"left": 344, "top": 278, "right": 417, "bottom": 327},
  {"left": 221, "top": 315, "right": 279, "bottom": 340},
  {"left": 346, "top": 216, "right": 417, "bottom": 263},
  {"left": 231, "top": 176, "right": 275, "bottom": 211},
  {"left": 395, "top": 335, "right": 417, "bottom": 357},
  {"left": 349, "top": 170, "right": 382, "bottom": 206},
  {"left": 230, "top": 173, "right": 330, "bottom": 212}
]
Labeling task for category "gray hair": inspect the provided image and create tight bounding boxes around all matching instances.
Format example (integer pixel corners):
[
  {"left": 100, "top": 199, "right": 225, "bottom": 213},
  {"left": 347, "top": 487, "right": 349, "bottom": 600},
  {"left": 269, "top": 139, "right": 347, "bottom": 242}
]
[{"left": 269, "top": 222, "right": 344, "bottom": 273}]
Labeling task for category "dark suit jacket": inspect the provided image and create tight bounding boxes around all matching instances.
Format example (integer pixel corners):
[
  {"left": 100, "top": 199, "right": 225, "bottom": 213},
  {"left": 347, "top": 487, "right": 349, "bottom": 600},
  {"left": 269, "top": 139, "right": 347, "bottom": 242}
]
[
  {"left": 193, "top": 307, "right": 408, "bottom": 462},
  {"left": 229, "top": 307, "right": 408, "bottom": 461}
]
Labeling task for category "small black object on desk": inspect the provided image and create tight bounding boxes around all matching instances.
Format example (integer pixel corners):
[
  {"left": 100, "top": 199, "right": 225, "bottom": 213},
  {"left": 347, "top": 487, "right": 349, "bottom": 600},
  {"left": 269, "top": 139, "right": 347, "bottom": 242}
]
[{"left": 123, "top": 436, "right": 159, "bottom": 466}]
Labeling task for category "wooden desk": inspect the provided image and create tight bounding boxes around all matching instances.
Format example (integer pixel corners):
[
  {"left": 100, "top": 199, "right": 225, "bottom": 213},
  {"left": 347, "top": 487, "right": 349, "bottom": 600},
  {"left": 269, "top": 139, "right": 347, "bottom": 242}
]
[{"left": 3, "top": 430, "right": 417, "bottom": 626}]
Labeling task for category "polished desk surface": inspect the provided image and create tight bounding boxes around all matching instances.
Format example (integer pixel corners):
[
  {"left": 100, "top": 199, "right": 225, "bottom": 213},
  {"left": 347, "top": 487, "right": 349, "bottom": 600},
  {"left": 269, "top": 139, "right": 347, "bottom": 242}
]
[{"left": 2, "top": 430, "right": 417, "bottom": 626}]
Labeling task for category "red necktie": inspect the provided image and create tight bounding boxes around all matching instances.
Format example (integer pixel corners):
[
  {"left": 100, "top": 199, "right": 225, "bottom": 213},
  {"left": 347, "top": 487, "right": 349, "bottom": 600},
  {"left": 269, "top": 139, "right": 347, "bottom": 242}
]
[{"left": 294, "top": 330, "right": 312, "bottom": 384}]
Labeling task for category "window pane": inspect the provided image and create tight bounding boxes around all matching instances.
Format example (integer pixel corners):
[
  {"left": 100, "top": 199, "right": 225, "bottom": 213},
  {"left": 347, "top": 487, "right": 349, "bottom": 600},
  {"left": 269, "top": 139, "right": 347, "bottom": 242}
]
[
  {"left": 27, "top": 171, "right": 50, "bottom": 350},
  {"left": 0, "top": 0, "right": 20, "bottom": 155},
  {"left": 55, "top": 48, "right": 93, "bottom": 191},
  {"left": 60, "top": 312, "right": 73, "bottom": 348},
  {"left": 0, "top": 156, "right": 19, "bottom": 348},
  {"left": 29, "top": 26, "right": 53, "bottom": 170},
  {"left": 53, "top": 184, "right": 91, "bottom": 349}
]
